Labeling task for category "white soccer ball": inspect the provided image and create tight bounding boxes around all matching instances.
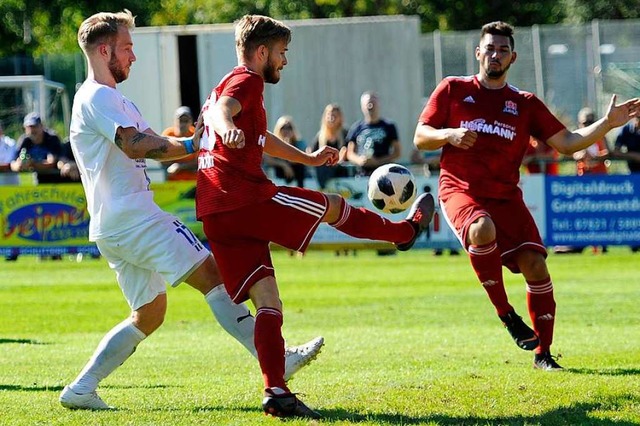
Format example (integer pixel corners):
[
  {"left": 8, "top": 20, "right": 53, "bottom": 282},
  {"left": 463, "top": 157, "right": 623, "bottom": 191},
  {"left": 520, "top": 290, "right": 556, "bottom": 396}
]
[{"left": 367, "top": 163, "right": 417, "bottom": 214}]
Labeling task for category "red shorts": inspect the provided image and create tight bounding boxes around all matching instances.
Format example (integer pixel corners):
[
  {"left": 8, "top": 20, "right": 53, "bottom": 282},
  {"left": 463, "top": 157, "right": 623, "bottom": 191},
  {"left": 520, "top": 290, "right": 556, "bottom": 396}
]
[
  {"left": 440, "top": 192, "right": 547, "bottom": 273},
  {"left": 202, "top": 186, "right": 328, "bottom": 302}
]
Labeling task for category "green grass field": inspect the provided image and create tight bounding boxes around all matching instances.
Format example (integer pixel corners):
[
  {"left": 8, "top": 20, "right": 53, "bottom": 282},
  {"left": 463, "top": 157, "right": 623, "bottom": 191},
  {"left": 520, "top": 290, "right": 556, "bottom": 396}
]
[{"left": 1, "top": 248, "right": 639, "bottom": 425}]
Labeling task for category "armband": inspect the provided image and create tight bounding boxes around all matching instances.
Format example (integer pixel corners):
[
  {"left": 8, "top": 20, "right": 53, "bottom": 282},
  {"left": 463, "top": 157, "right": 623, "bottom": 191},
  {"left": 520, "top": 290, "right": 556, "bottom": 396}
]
[{"left": 184, "top": 138, "right": 195, "bottom": 154}]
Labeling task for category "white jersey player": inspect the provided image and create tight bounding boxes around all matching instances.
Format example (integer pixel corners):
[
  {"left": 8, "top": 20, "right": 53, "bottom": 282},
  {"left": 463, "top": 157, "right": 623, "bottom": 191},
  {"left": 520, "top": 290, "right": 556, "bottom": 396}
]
[{"left": 59, "top": 10, "right": 323, "bottom": 411}]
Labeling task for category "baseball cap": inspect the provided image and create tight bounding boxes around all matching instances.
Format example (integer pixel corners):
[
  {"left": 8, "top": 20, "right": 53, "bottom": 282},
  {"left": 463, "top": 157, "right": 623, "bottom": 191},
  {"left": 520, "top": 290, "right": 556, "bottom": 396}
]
[
  {"left": 175, "top": 106, "right": 192, "bottom": 118},
  {"left": 23, "top": 112, "right": 42, "bottom": 126}
]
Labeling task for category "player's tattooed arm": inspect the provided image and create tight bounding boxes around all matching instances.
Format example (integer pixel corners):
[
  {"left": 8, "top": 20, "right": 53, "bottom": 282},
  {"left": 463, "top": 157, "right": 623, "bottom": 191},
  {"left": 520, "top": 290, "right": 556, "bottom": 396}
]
[{"left": 115, "top": 126, "right": 192, "bottom": 160}]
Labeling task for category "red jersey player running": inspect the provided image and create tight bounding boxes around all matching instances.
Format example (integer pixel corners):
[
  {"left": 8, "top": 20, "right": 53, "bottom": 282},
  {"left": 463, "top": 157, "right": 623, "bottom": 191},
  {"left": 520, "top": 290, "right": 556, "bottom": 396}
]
[
  {"left": 196, "top": 15, "right": 435, "bottom": 419},
  {"left": 414, "top": 21, "right": 639, "bottom": 370}
]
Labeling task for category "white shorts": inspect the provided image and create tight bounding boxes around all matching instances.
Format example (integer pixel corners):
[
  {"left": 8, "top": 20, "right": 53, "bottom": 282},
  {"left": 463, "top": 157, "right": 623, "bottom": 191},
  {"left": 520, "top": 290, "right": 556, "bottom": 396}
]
[{"left": 96, "top": 212, "right": 210, "bottom": 310}]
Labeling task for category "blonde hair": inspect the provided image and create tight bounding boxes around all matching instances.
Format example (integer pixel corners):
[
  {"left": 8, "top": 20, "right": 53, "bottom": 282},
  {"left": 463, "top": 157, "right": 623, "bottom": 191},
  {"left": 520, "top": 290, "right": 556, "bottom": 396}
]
[
  {"left": 318, "top": 104, "right": 344, "bottom": 148},
  {"left": 235, "top": 15, "right": 291, "bottom": 58},
  {"left": 78, "top": 10, "right": 135, "bottom": 53},
  {"left": 274, "top": 115, "right": 301, "bottom": 142}
]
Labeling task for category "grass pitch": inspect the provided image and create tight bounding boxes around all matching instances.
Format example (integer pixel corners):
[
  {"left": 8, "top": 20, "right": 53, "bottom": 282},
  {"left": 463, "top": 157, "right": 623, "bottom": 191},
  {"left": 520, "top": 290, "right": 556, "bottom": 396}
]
[{"left": 0, "top": 248, "right": 639, "bottom": 425}]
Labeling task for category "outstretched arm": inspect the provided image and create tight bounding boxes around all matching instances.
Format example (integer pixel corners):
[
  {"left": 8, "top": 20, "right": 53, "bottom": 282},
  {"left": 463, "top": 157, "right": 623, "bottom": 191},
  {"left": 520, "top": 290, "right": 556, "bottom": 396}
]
[
  {"left": 264, "top": 132, "right": 339, "bottom": 167},
  {"left": 547, "top": 95, "right": 640, "bottom": 155},
  {"left": 115, "top": 116, "right": 203, "bottom": 161}
]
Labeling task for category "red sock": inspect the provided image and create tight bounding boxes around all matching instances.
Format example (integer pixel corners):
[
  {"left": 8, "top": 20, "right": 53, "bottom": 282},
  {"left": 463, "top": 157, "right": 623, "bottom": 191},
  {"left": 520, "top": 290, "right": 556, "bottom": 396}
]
[
  {"left": 526, "top": 277, "right": 556, "bottom": 353},
  {"left": 468, "top": 241, "right": 513, "bottom": 316},
  {"left": 255, "top": 307, "right": 288, "bottom": 391},
  {"left": 330, "top": 198, "right": 414, "bottom": 244}
]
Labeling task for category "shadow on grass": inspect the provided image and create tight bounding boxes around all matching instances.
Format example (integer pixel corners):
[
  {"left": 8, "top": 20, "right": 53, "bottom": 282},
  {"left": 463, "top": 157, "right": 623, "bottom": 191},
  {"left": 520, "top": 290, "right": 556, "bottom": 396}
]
[
  {"left": 0, "top": 384, "right": 64, "bottom": 392},
  {"left": 567, "top": 367, "right": 640, "bottom": 376},
  {"left": 184, "top": 395, "right": 639, "bottom": 425},
  {"left": 317, "top": 394, "right": 640, "bottom": 425},
  {"left": 0, "top": 338, "right": 48, "bottom": 345}
]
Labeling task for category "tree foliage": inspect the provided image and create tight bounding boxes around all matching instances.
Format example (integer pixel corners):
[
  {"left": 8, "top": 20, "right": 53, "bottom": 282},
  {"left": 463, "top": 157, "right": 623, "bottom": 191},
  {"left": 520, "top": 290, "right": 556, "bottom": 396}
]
[{"left": 1, "top": 0, "right": 639, "bottom": 57}]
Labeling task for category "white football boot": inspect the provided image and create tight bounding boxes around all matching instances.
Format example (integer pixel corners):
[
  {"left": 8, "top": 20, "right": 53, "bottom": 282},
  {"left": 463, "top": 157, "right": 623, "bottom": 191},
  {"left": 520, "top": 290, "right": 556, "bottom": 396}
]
[
  {"left": 284, "top": 336, "right": 325, "bottom": 381},
  {"left": 59, "top": 385, "right": 113, "bottom": 410}
]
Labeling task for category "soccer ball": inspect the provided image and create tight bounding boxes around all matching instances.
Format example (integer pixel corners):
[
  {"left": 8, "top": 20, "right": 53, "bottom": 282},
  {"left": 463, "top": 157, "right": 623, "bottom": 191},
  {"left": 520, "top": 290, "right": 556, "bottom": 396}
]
[{"left": 367, "top": 163, "right": 417, "bottom": 214}]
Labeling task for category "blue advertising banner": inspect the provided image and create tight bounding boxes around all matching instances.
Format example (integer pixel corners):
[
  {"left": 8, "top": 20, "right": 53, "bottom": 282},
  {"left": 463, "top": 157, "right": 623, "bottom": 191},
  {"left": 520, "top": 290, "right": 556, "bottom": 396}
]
[{"left": 545, "top": 175, "right": 640, "bottom": 246}]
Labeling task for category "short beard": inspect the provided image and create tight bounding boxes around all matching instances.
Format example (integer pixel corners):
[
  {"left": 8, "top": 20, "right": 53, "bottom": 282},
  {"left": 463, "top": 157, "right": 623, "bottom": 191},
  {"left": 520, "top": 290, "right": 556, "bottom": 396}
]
[
  {"left": 108, "top": 51, "right": 128, "bottom": 84},
  {"left": 486, "top": 62, "right": 510, "bottom": 79},
  {"left": 263, "top": 58, "right": 280, "bottom": 84}
]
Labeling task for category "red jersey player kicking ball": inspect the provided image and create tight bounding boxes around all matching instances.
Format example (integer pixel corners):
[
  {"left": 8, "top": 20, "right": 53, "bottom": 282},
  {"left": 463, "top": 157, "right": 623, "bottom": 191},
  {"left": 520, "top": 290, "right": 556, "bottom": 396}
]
[{"left": 196, "top": 14, "right": 435, "bottom": 420}]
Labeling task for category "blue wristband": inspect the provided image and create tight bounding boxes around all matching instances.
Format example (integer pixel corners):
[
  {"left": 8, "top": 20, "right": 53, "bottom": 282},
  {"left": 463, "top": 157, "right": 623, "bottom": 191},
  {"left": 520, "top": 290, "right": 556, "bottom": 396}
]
[{"left": 184, "top": 138, "right": 195, "bottom": 154}]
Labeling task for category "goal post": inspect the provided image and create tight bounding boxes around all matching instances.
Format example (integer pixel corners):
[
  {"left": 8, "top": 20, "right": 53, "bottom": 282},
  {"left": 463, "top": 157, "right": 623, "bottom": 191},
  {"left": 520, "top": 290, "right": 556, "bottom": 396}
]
[{"left": 0, "top": 75, "right": 71, "bottom": 140}]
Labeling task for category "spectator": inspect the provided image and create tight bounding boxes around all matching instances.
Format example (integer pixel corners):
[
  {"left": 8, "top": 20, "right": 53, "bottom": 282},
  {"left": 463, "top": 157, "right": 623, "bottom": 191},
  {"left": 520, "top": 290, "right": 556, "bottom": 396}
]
[
  {"left": 11, "top": 113, "right": 64, "bottom": 184},
  {"left": 264, "top": 116, "right": 307, "bottom": 187},
  {"left": 0, "top": 121, "right": 19, "bottom": 185},
  {"left": 612, "top": 116, "right": 640, "bottom": 174},
  {"left": 522, "top": 137, "right": 559, "bottom": 175},
  {"left": 612, "top": 116, "right": 640, "bottom": 252},
  {"left": 1, "top": 121, "right": 19, "bottom": 260},
  {"left": 573, "top": 107, "right": 609, "bottom": 176},
  {"left": 555, "top": 108, "right": 610, "bottom": 255},
  {"left": 346, "top": 91, "right": 401, "bottom": 176},
  {"left": 310, "top": 104, "right": 349, "bottom": 189},
  {"left": 161, "top": 106, "right": 197, "bottom": 180}
]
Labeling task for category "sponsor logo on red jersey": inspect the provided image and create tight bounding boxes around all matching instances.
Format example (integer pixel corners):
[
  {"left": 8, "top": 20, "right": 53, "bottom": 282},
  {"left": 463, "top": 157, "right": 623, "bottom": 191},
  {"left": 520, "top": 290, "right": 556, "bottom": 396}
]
[
  {"left": 459, "top": 118, "right": 516, "bottom": 141},
  {"left": 503, "top": 100, "right": 518, "bottom": 116}
]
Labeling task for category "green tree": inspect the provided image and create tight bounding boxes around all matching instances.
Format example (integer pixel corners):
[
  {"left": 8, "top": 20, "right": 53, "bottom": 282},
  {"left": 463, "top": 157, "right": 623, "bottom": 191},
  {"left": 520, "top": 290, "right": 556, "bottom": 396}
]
[
  {"left": 0, "top": 1, "right": 161, "bottom": 57},
  {"left": 561, "top": 0, "right": 640, "bottom": 23},
  {"left": 2, "top": 0, "right": 640, "bottom": 58}
]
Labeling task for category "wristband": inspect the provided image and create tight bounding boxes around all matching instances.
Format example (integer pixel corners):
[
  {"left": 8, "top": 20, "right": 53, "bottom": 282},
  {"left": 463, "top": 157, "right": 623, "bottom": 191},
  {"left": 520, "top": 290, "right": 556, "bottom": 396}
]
[{"left": 184, "top": 138, "right": 195, "bottom": 154}]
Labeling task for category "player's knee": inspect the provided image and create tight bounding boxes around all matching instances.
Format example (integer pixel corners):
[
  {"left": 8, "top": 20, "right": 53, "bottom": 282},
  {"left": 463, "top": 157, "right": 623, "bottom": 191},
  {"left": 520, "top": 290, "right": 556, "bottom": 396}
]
[
  {"left": 323, "top": 194, "right": 344, "bottom": 224},
  {"left": 518, "top": 251, "right": 549, "bottom": 279},
  {"left": 467, "top": 216, "right": 496, "bottom": 244},
  {"left": 131, "top": 296, "right": 167, "bottom": 334},
  {"left": 249, "top": 277, "right": 282, "bottom": 311},
  {"left": 186, "top": 256, "right": 223, "bottom": 294}
]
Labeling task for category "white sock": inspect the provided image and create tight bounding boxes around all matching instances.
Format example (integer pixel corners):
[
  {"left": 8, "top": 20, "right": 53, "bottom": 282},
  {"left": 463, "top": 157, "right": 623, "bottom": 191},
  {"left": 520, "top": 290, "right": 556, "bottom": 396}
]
[
  {"left": 205, "top": 285, "right": 257, "bottom": 358},
  {"left": 69, "top": 319, "right": 146, "bottom": 394}
]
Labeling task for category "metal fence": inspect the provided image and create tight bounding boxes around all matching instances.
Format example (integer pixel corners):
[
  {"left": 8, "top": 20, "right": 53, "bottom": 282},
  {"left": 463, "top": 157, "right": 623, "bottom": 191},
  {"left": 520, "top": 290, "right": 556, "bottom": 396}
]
[
  {"left": 421, "top": 19, "right": 640, "bottom": 129},
  {"left": 1, "top": 18, "right": 639, "bottom": 150}
]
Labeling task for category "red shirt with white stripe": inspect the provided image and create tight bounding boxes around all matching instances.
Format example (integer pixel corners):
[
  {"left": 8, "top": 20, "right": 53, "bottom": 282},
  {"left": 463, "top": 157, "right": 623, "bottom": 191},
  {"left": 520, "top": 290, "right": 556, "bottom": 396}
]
[
  {"left": 419, "top": 75, "right": 566, "bottom": 200},
  {"left": 196, "top": 67, "right": 277, "bottom": 217}
]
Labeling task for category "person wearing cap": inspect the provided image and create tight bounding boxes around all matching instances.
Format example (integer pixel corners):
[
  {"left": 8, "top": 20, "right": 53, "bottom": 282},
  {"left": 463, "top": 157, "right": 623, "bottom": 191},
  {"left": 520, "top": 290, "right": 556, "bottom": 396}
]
[
  {"left": 161, "top": 106, "right": 197, "bottom": 180},
  {"left": 11, "top": 112, "right": 64, "bottom": 183}
]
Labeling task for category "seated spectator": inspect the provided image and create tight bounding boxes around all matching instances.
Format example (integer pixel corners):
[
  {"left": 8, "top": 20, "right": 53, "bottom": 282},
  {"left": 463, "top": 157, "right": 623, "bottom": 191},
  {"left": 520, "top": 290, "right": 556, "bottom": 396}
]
[
  {"left": 310, "top": 104, "right": 349, "bottom": 189},
  {"left": 11, "top": 113, "right": 64, "bottom": 184},
  {"left": 0, "top": 121, "right": 19, "bottom": 185},
  {"left": 161, "top": 106, "right": 197, "bottom": 180},
  {"left": 265, "top": 116, "right": 307, "bottom": 187}
]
